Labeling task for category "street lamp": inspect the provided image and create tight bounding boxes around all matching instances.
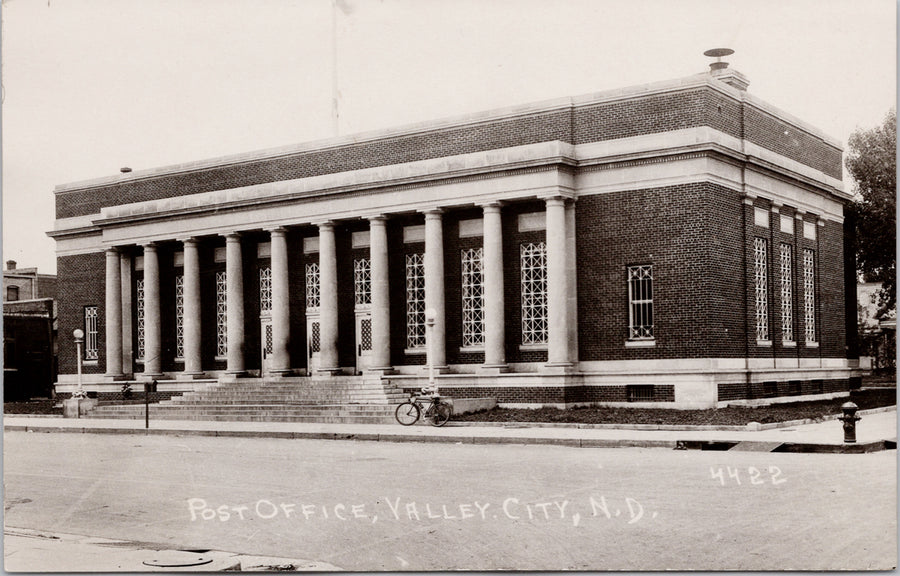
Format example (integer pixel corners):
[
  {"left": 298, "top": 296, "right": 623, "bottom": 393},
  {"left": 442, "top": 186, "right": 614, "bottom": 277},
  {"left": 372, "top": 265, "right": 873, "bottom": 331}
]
[
  {"left": 424, "top": 308, "right": 436, "bottom": 394},
  {"left": 72, "top": 329, "right": 86, "bottom": 414}
]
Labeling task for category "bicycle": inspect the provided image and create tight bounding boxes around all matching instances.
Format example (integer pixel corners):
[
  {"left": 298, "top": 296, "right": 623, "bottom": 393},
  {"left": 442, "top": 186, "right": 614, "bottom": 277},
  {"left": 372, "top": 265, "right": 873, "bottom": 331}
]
[{"left": 394, "top": 391, "right": 453, "bottom": 427}]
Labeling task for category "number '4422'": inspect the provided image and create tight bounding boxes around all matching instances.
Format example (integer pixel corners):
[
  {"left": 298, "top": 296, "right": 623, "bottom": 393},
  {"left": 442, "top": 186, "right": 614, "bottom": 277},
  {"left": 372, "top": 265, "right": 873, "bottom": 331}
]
[{"left": 710, "top": 466, "right": 786, "bottom": 486}]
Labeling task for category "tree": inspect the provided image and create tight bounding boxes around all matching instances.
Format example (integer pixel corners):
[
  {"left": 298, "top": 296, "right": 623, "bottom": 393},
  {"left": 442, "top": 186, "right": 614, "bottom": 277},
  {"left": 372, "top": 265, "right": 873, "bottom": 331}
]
[{"left": 846, "top": 109, "right": 896, "bottom": 316}]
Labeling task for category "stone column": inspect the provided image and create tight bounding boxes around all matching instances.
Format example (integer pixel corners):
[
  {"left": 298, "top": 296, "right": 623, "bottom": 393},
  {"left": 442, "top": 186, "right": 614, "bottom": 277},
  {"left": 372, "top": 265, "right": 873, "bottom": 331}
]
[
  {"left": 269, "top": 227, "right": 291, "bottom": 374},
  {"left": 318, "top": 222, "right": 340, "bottom": 373},
  {"left": 481, "top": 202, "right": 507, "bottom": 371},
  {"left": 369, "top": 216, "right": 392, "bottom": 371},
  {"left": 224, "top": 233, "right": 245, "bottom": 375},
  {"left": 142, "top": 243, "right": 163, "bottom": 377},
  {"left": 104, "top": 248, "right": 124, "bottom": 378},
  {"left": 182, "top": 238, "right": 203, "bottom": 376},
  {"left": 423, "top": 209, "right": 447, "bottom": 369},
  {"left": 565, "top": 201, "right": 579, "bottom": 364},
  {"left": 119, "top": 251, "right": 133, "bottom": 375},
  {"left": 545, "top": 196, "right": 571, "bottom": 366}
]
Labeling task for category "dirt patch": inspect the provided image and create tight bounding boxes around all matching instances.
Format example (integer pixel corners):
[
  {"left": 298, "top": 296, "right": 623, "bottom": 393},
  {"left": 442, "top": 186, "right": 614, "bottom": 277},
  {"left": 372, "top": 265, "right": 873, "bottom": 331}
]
[{"left": 455, "top": 388, "right": 896, "bottom": 426}]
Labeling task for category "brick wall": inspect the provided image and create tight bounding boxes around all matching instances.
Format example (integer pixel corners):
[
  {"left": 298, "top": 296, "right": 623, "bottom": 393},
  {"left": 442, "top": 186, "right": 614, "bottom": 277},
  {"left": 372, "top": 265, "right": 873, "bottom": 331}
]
[
  {"left": 57, "top": 86, "right": 842, "bottom": 219},
  {"left": 718, "top": 378, "right": 849, "bottom": 401},
  {"left": 576, "top": 182, "right": 746, "bottom": 361},
  {"left": 57, "top": 252, "right": 106, "bottom": 375}
]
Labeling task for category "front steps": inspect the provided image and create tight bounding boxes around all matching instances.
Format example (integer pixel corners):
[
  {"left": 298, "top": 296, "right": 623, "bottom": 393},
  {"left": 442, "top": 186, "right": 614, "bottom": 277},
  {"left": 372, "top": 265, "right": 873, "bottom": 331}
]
[{"left": 87, "top": 375, "right": 408, "bottom": 424}]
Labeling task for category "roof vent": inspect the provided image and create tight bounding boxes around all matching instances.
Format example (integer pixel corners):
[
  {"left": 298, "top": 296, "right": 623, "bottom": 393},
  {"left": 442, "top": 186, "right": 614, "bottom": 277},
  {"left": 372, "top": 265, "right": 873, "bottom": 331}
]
[
  {"left": 704, "top": 48, "right": 749, "bottom": 91},
  {"left": 6, "top": 260, "right": 16, "bottom": 271},
  {"left": 120, "top": 167, "right": 132, "bottom": 173}
]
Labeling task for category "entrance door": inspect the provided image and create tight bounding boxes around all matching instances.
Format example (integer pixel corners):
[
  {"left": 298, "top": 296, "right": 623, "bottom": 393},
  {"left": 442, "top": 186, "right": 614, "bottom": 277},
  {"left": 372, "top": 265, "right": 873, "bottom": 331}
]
[
  {"left": 355, "top": 313, "right": 373, "bottom": 373},
  {"left": 260, "top": 317, "right": 273, "bottom": 375},
  {"left": 307, "top": 315, "right": 321, "bottom": 375}
]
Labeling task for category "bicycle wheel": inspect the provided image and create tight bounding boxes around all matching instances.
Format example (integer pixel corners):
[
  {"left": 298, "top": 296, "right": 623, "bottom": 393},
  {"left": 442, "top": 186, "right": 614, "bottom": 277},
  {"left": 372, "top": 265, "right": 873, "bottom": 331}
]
[
  {"left": 394, "top": 401, "right": 420, "bottom": 426},
  {"left": 430, "top": 402, "right": 452, "bottom": 427}
]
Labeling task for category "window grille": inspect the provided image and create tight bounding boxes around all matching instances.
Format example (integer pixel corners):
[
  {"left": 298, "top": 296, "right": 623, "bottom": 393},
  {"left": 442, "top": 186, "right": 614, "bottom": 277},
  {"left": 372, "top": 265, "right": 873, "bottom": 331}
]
[
  {"left": 779, "top": 244, "right": 793, "bottom": 343},
  {"left": 259, "top": 267, "right": 272, "bottom": 315},
  {"left": 310, "top": 320, "right": 320, "bottom": 353},
  {"left": 354, "top": 258, "right": 372, "bottom": 307},
  {"left": 803, "top": 249, "right": 817, "bottom": 343},
  {"left": 754, "top": 237, "right": 769, "bottom": 341},
  {"left": 521, "top": 242, "right": 548, "bottom": 345},
  {"left": 136, "top": 279, "right": 146, "bottom": 360},
  {"left": 305, "top": 263, "right": 320, "bottom": 310},
  {"left": 175, "top": 275, "right": 185, "bottom": 358},
  {"left": 461, "top": 248, "right": 485, "bottom": 347},
  {"left": 215, "top": 272, "right": 227, "bottom": 358},
  {"left": 360, "top": 317, "right": 372, "bottom": 351},
  {"left": 406, "top": 253, "right": 426, "bottom": 348},
  {"left": 84, "top": 306, "right": 99, "bottom": 360},
  {"left": 628, "top": 265, "right": 654, "bottom": 339},
  {"left": 627, "top": 385, "right": 655, "bottom": 402}
]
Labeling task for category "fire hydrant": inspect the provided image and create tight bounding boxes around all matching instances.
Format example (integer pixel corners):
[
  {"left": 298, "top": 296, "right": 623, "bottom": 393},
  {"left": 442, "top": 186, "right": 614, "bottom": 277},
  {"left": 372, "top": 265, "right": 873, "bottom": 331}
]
[{"left": 839, "top": 402, "right": 861, "bottom": 443}]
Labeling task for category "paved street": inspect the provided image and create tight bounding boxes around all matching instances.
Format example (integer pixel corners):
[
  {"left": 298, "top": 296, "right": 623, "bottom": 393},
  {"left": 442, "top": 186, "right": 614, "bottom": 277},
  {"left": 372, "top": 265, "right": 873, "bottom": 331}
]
[{"left": 4, "top": 431, "right": 896, "bottom": 571}]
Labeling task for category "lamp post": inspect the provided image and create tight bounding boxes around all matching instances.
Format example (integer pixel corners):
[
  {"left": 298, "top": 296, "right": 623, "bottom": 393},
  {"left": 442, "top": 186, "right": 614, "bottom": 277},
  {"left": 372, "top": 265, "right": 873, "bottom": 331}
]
[
  {"left": 71, "top": 329, "right": 86, "bottom": 418},
  {"left": 424, "top": 308, "right": 437, "bottom": 394}
]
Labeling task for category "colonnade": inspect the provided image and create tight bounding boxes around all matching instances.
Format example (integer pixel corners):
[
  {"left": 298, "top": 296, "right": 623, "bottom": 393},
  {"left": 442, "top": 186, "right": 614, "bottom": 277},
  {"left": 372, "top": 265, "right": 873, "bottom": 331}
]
[{"left": 103, "top": 196, "right": 576, "bottom": 379}]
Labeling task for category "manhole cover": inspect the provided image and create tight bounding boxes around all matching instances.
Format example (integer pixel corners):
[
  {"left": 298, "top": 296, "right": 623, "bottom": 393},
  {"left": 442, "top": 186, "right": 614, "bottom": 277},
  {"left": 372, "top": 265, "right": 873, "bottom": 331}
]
[{"left": 143, "top": 550, "right": 213, "bottom": 568}]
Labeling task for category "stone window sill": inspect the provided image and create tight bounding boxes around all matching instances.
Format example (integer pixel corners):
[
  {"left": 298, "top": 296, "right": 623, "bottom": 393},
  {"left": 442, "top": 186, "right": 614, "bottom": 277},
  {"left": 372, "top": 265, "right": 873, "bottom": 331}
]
[
  {"left": 404, "top": 348, "right": 427, "bottom": 356},
  {"left": 518, "top": 343, "right": 548, "bottom": 352},
  {"left": 459, "top": 346, "right": 485, "bottom": 354},
  {"left": 625, "top": 339, "right": 656, "bottom": 348},
  {"left": 756, "top": 340, "right": 772, "bottom": 347},
  {"left": 805, "top": 342, "right": 819, "bottom": 348}
]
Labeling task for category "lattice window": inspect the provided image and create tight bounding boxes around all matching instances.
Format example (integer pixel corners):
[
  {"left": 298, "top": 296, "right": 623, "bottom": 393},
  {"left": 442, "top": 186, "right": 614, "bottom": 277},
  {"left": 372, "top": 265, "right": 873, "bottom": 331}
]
[
  {"left": 754, "top": 237, "right": 769, "bottom": 341},
  {"left": 521, "top": 242, "right": 548, "bottom": 345},
  {"left": 354, "top": 258, "right": 372, "bottom": 307},
  {"left": 804, "top": 249, "right": 817, "bottom": 343},
  {"left": 84, "top": 306, "right": 99, "bottom": 360},
  {"left": 264, "top": 323, "right": 273, "bottom": 355},
  {"left": 461, "top": 247, "right": 485, "bottom": 347},
  {"left": 175, "top": 275, "right": 185, "bottom": 358},
  {"left": 259, "top": 267, "right": 272, "bottom": 316},
  {"left": 306, "top": 263, "right": 321, "bottom": 310},
  {"left": 215, "top": 272, "right": 227, "bottom": 358},
  {"left": 779, "top": 244, "right": 793, "bottom": 343},
  {"left": 628, "top": 265, "right": 654, "bottom": 339},
  {"left": 406, "top": 253, "right": 426, "bottom": 348},
  {"left": 136, "top": 279, "right": 146, "bottom": 360},
  {"left": 310, "top": 321, "right": 321, "bottom": 353},
  {"left": 360, "top": 317, "right": 372, "bottom": 351}
]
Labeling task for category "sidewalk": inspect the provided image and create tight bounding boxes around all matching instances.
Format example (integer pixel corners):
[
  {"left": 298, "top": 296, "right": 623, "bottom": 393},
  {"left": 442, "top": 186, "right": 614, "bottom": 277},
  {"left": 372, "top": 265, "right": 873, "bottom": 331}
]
[{"left": 4, "top": 407, "right": 896, "bottom": 452}]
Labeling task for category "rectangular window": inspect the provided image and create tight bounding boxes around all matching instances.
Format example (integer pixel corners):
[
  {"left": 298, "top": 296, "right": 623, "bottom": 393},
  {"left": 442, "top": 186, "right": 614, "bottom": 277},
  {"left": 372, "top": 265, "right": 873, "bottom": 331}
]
[
  {"left": 628, "top": 265, "right": 654, "bottom": 340},
  {"left": 405, "top": 253, "right": 426, "bottom": 348},
  {"left": 779, "top": 244, "right": 793, "bottom": 344},
  {"left": 6, "top": 286, "right": 19, "bottom": 301},
  {"left": 754, "top": 237, "right": 769, "bottom": 342},
  {"left": 84, "top": 306, "right": 99, "bottom": 361},
  {"left": 259, "top": 267, "right": 272, "bottom": 316},
  {"left": 521, "top": 242, "right": 548, "bottom": 345},
  {"left": 175, "top": 275, "right": 185, "bottom": 358},
  {"left": 754, "top": 207, "right": 769, "bottom": 228},
  {"left": 305, "top": 263, "right": 321, "bottom": 309},
  {"left": 804, "top": 249, "right": 817, "bottom": 344},
  {"left": 136, "top": 279, "right": 146, "bottom": 360},
  {"left": 354, "top": 258, "right": 372, "bottom": 307},
  {"left": 215, "top": 271, "right": 227, "bottom": 358},
  {"left": 461, "top": 247, "right": 485, "bottom": 348}
]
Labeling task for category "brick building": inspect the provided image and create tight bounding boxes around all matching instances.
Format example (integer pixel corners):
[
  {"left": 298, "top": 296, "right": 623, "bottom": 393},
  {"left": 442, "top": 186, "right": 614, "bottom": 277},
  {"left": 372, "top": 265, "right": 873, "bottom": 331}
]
[
  {"left": 3, "top": 262, "right": 58, "bottom": 400},
  {"left": 48, "top": 61, "right": 858, "bottom": 408}
]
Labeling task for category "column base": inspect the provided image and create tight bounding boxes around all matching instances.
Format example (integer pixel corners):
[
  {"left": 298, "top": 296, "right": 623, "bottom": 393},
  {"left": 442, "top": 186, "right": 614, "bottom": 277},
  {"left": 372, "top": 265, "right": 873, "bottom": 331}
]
[
  {"left": 220, "top": 371, "right": 247, "bottom": 382},
  {"left": 316, "top": 367, "right": 344, "bottom": 376},
  {"left": 477, "top": 363, "right": 509, "bottom": 374},
  {"left": 176, "top": 371, "right": 207, "bottom": 381},
  {"left": 540, "top": 362, "right": 576, "bottom": 375},
  {"left": 265, "top": 369, "right": 293, "bottom": 378},
  {"left": 420, "top": 365, "right": 451, "bottom": 375},
  {"left": 103, "top": 373, "right": 128, "bottom": 382},
  {"left": 366, "top": 366, "right": 396, "bottom": 376},
  {"left": 136, "top": 373, "right": 164, "bottom": 382}
]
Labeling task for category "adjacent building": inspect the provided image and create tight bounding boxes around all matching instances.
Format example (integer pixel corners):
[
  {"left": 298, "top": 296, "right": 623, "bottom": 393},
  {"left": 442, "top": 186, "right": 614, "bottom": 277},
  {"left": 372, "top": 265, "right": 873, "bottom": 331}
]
[{"left": 48, "top": 60, "right": 859, "bottom": 409}]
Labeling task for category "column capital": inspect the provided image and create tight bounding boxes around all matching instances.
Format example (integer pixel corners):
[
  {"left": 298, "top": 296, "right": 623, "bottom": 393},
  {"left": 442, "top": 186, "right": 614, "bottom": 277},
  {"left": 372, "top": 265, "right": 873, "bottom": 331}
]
[
  {"left": 794, "top": 210, "right": 807, "bottom": 219},
  {"left": 479, "top": 201, "right": 504, "bottom": 213},
  {"left": 539, "top": 191, "right": 575, "bottom": 203},
  {"left": 816, "top": 218, "right": 826, "bottom": 227},
  {"left": 105, "top": 246, "right": 120, "bottom": 255},
  {"left": 314, "top": 220, "right": 336, "bottom": 230},
  {"left": 177, "top": 237, "right": 199, "bottom": 246},
  {"left": 366, "top": 213, "right": 389, "bottom": 223},
  {"left": 141, "top": 242, "right": 158, "bottom": 251},
  {"left": 221, "top": 232, "right": 242, "bottom": 241},
  {"left": 419, "top": 207, "right": 444, "bottom": 218},
  {"left": 266, "top": 226, "right": 289, "bottom": 236}
]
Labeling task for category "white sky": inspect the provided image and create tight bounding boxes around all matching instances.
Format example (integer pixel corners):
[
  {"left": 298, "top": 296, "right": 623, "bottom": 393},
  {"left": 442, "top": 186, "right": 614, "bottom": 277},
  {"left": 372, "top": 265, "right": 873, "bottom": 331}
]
[{"left": 1, "top": 0, "right": 896, "bottom": 274}]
